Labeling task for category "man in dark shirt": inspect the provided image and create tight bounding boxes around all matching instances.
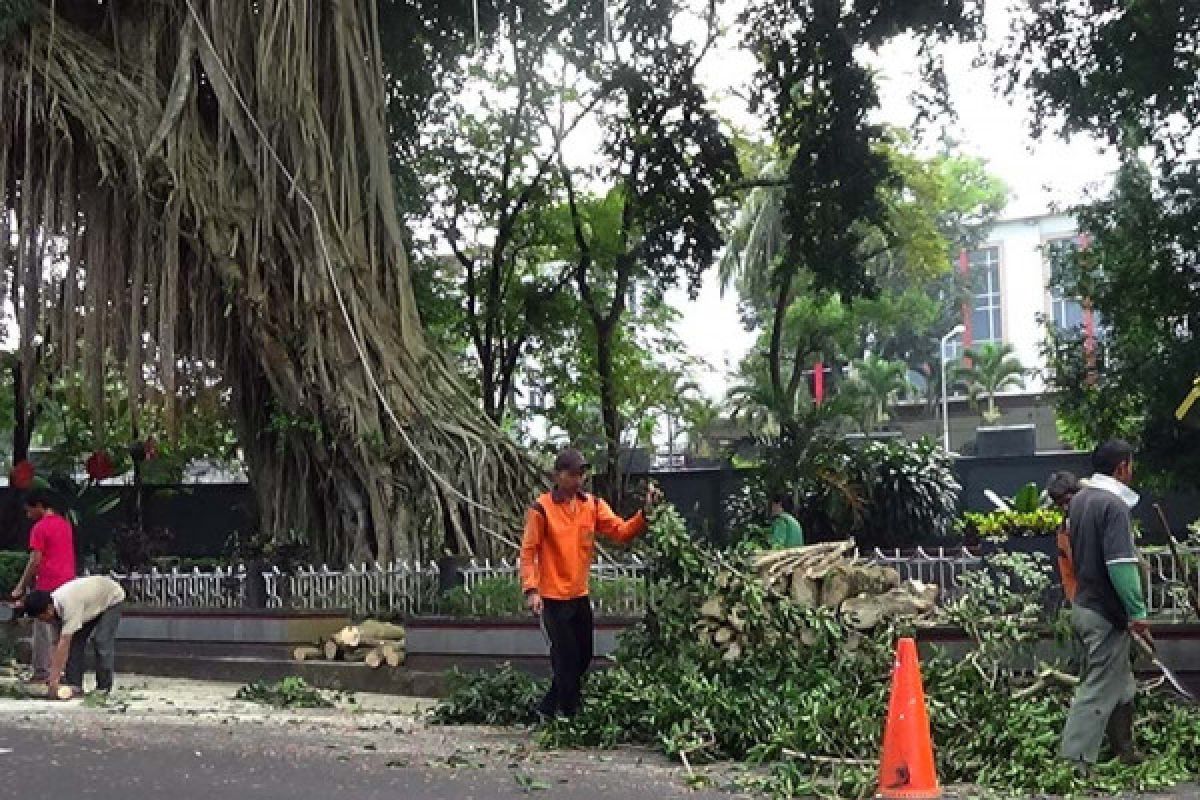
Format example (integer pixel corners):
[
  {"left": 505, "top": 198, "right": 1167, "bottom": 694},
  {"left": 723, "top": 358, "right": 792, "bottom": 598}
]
[{"left": 1060, "top": 439, "right": 1147, "bottom": 768}]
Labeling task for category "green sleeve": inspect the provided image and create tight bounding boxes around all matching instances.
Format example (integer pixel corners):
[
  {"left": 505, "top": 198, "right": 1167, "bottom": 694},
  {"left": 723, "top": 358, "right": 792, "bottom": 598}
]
[
  {"left": 769, "top": 518, "right": 786, "bottom": 548},
  {"left": 1107, "top": 561, "right": 1148, "bottom": 620}
]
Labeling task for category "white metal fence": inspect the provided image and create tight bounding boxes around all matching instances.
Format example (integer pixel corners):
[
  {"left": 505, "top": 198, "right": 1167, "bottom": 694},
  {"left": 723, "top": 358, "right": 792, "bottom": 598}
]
[{"left": 88, "top": 546, "right": 1200, "bottom": 619}]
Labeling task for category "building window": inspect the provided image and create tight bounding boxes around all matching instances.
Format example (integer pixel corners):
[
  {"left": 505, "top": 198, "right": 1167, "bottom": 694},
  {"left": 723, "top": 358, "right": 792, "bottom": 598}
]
[
  {"left": 969, "top": 246, "right": 1002, "bottom": 343},
  {"left": 1050, "top": 290, "right": 1085, "bottom": 330},
  {"left": 1043, "top": 236, "right": 1089, "bottom": 332}
]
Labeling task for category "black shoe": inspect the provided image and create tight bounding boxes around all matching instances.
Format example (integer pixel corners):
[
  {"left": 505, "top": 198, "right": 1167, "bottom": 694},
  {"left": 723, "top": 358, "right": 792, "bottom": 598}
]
[{"left": 1105, "top": 702, "right": 1145, "bottom": 766}]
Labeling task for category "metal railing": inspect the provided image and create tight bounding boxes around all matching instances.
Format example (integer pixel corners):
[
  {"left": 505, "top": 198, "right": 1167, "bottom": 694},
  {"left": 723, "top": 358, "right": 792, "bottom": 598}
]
[
  {"left": 100, "top": 566, "right": 249, "bottom": 608},
  {"left": 266, "top": 561, "right": 445, "bottom": 616},
  {"left": 860, "top": 546, "right": 983, "bottom": 604},
  {"left": 1142, "top": 548, "right": 1200, "bottom": 618},
  {"left": 87, "top": 546, "right": 1200, "bottom": 619}
]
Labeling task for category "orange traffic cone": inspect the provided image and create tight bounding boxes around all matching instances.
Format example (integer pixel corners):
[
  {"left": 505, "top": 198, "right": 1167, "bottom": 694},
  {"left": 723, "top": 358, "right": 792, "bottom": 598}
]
[{"left": 877, "top": 637, "right": 941, "bottom": 799}]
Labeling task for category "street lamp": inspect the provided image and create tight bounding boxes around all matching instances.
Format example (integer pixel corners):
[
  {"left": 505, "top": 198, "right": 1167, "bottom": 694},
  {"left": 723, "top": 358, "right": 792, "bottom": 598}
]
[{"left": 940, "top": 324, "right": 966, "bottom": 453}]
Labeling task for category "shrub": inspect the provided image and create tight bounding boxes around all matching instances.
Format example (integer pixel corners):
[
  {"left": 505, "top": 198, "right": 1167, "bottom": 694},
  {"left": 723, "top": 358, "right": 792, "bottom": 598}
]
[
  {"left": 853, "top": 438, "right": 961, "bottom": 547},
  {"left": 439, "top": 576, "right": 646, "bottom": 618},
  {"left": 962, "top": 508, "right": 1063, "bottom": 540},
  {"left": 724, "top": 437, "right": 961, "bottom": 548},
  {"left": 440, "top": 577, "right": 524, "bottom": 617},
  {"left": 0, "top": 550, "right": 27, "bottom": 592}
]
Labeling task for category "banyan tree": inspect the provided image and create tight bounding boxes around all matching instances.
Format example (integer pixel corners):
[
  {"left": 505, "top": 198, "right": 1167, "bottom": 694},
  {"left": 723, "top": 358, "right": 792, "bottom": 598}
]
[{"left": 0, "top": 1, "right": 540, "bottom": 563}]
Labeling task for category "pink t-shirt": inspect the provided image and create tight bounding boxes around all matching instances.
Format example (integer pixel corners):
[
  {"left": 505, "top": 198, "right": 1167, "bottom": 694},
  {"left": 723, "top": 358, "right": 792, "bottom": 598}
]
[{"left": 30, "top": 513, "right": 76, "bottom": 591}]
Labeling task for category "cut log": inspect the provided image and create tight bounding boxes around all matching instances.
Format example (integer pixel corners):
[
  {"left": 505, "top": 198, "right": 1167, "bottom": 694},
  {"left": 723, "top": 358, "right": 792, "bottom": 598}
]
[
  {"left": 727, "top": 605, "right": 747, "bottom": 632},
  {"left": 293, "top": 646, "right": 322, "bottom": 662},
  {"left": 839, "top": 581, "right": 939, "bottom": 631},
  {"left": 332, "top": 626, "right": 362, "bottom": 648},
  {"left": 699, "top": 597, "right": 724, "bottom": 619},
  {"left": 356, "top": 620, "right": 406, "bottom": 641},
  {"left": 789, "top": 571, "right": 820, "bottom": 608},
  {"left": 364, "top": 649, "right": 385, "bottom": 669},
  {"left": 359, "top": 635, "right": 407, "bottom": 649},
  {"left": 323, "top": 640, "right": 342, "bottom": 661},
  {"left": 820, "top": 564, "right": 901, "bottom": 609},
  {"left": 713, "top": 627, "right": 734, "bottom": 645},
  {"left": 343, "top": 648, "right": 372, "bottom": 663},
  {"left": 722, "top": 641, "right": 742, "bottom": 662},
  {"left": 385, "top": 649, "right": 405, "bottom": 668},
  {"left": 56, "top": 686, "right": 74, "bottom": 701}
]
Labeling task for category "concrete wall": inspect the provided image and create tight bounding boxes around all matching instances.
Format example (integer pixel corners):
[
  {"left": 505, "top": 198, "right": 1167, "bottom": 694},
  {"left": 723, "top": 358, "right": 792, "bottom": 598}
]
[{"left": 891, "top": 392, "right": 1068, "bottom": 453}]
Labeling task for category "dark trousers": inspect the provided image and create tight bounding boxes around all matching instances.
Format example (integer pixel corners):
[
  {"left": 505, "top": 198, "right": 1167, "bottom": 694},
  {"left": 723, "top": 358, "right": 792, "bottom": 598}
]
[
  {"left": 538, "top": 596, "right": 594, "bottom": 717},
  {"left": 64, "top": 604, "right": 122, "bottom": 692}
]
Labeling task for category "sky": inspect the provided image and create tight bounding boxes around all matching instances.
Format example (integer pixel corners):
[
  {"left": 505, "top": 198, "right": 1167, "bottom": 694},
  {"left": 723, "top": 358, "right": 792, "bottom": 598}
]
[{"left": 669, "top": 2, "right": 1120, "bottom": 401}]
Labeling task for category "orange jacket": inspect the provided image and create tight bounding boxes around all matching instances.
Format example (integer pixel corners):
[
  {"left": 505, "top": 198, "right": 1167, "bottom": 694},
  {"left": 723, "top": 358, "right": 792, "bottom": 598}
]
[
  {"left": 519, "top": 490, "right": 646, "bottom": 600},
  {"left": 1057, "top": 523, "right": 1078, "bottom": 602}
]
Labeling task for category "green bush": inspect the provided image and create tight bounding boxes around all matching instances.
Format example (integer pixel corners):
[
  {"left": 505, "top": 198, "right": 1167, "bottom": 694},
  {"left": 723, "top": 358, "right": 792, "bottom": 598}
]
[
  {"left": 439, "top": 576, "right": 645, "bottom": 618},
  {"left": 725, "top": 437, "right": 961, "bottom": 548},
  {"left": 440, "top": 577, "right": 524, "bottom": 617},
  {"left": 962, "top": 508, "right": 1063, "bottom": 540},
  {"left": 852, "top": 438, "right": 961, "bottom": 546},
  {"left": 0, "top": 551, "right": 27, "bottom": 592}
]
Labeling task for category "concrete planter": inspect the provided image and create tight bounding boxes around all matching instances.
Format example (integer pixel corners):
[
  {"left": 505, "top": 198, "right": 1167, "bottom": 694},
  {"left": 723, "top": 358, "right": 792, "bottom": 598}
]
[
  {"left": 115, "top": 606, "right": 351, "bottom": 644},
  {"left": 404, "top": 616, "right": 637, "bottom": 674},
  {"left": 975, "top": 424, "right": 1037, "bottom": 457}
]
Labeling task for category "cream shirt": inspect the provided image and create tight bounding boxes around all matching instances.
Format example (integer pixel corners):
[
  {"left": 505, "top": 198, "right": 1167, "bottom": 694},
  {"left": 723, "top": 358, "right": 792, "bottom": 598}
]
[{"left": 51, "top": 576, "right": 126, "bottom": 635}]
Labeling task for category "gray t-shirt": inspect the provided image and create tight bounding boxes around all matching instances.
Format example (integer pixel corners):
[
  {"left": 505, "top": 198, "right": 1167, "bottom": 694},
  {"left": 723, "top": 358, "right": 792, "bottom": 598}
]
[
  {"left": 51, "top": 576, "right": 126, "bottom": 635},
  {"left": 1068, "top": 485, "right": 1137, "bottom": 626}
]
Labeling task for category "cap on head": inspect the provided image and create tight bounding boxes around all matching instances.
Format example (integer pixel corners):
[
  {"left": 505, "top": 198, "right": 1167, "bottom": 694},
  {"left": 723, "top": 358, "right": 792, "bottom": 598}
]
[
  {"left": 21, "top": 590, "right": 54, "bottom": 619},
  {"left": 553, "top": 448, "right": 590, "bottom": 473}
]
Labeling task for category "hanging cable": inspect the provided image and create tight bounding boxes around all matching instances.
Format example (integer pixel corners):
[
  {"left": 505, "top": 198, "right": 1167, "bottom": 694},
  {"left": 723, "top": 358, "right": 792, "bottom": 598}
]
[{"left": 181, "top": 0, "right": 520, "bottom": 544}]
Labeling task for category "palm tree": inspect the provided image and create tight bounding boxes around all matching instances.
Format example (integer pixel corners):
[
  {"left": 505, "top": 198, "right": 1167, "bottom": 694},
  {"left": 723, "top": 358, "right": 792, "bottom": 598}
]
[
  {"left": 726, "top": 382, "right": 785, "bottom": 438},
  {"left": 845, "top": 355, "right": 912, "bottom": 431},
  {"left": 958, "top": 342, "right": 1026, "bottom": 424},
  {"left": 718, "top": 159, "right": 786, "bottom": 300}
]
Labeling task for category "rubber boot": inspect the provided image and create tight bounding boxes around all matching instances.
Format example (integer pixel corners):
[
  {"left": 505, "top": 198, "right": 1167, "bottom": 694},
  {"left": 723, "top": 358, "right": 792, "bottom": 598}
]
[{"left": 1105, "top": 701, "right": 1145, "bottom": 765}]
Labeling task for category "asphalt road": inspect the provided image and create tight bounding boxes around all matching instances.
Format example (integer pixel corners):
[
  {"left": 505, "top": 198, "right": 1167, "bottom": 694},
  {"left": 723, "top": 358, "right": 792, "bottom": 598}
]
[{"left": 0, "top": 721, "right": 735, "bottom": 800}]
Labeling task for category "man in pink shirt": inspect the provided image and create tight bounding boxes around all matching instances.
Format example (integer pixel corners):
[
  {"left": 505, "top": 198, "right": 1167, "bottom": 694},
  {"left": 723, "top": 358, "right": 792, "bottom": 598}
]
[{"left": 9, "top": 489, "right": 77, "bottom": 681}]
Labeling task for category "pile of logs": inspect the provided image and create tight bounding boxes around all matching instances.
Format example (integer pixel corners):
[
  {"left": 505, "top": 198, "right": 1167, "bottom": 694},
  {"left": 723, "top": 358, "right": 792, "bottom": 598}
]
[
  {"left": 696, "top": 541, "right": 939, "bottom": 660},
  {"left": 294, "top": 620, "right": 407, "bottom": 669},
  {"left": 755, "top": 541, "right": 938, "bottom": 629}
]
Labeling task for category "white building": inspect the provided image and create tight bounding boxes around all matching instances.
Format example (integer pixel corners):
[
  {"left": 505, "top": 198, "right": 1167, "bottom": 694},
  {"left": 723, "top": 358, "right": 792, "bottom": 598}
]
[{"left": 951, "top": 211, "right": 1096, "bottom": 390}]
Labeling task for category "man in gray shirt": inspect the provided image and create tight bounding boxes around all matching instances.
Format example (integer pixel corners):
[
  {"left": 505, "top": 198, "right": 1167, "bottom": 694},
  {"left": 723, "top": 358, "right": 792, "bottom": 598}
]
[
  {"left": 1060, "top": 439, "right": 1147, "bottom": 768},
  {"left": 21, "top": 575, "right": 125, "bottom": 698}
]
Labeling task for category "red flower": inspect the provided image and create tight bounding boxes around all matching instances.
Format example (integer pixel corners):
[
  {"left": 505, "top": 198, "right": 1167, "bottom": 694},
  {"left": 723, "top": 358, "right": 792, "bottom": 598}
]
[
  {"left": 86, "top": 450, "right": 115, "bottom": 481},
  {"left": 10, "top": 460, "right": 34, "bottom": 490}
]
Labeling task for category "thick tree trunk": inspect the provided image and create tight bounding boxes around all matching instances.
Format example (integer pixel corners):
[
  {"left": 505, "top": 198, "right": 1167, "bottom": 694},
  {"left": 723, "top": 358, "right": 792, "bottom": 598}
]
[
  {"left": 594, "top": 318, "right": 624, "bottom": 505},
  {"left": 3, "top": 1, "right": 540, "bottom": 565}
]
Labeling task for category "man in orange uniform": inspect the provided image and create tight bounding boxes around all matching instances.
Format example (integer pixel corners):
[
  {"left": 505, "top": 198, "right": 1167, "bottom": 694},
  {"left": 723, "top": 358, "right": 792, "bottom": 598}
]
[
  {"left": 1047, "top": 471, "right": 1081, "bottom": 602},
  {"left": 520, "top": 448, "right": 661, "bottom": 718}
]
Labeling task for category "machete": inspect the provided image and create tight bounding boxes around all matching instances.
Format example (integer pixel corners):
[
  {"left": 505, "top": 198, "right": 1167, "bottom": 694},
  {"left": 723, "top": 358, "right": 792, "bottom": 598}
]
[{"left": 1132, "top": 630, "right": 1196, "bottom": 702}]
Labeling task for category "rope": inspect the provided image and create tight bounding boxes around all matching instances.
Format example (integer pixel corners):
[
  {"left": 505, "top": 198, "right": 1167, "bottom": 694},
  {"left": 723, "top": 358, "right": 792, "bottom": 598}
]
[{"left": 181, "top": 0, "right": 509, "bottom": 526}]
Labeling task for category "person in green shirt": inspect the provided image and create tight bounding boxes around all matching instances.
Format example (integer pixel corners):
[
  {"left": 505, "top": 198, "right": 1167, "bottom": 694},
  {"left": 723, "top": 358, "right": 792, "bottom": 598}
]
[{"left": 768, "top": 493, "right": 804, "bottom": 548}]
